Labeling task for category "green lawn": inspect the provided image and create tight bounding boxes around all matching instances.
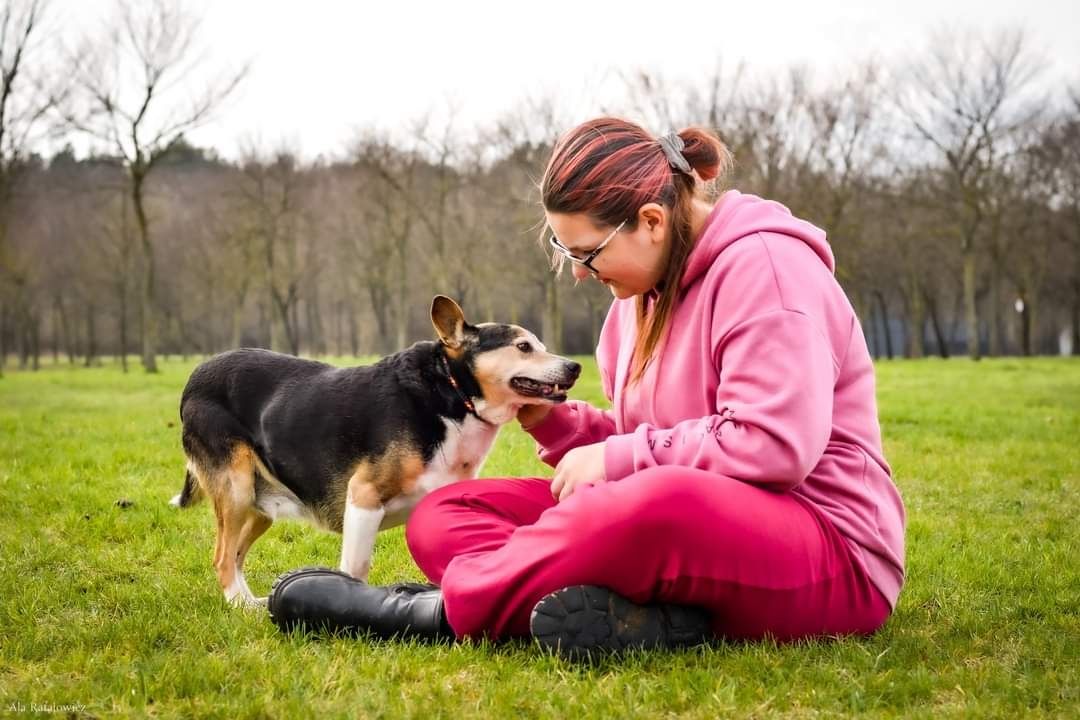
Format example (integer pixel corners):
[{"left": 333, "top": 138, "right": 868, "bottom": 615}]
[{"left": 1, "top": 356, "right": 1077, "bottom": 719}]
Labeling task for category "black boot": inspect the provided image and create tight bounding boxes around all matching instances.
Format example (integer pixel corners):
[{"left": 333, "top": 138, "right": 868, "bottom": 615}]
[
  {"left": 267, "top": 567, "right": 453, "bottom": 641},
  {"left": 530, "top": 585, "right": 711, "bottom": 660}
]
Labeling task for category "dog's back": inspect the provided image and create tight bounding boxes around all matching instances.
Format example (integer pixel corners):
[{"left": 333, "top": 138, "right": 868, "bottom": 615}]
[
  {"left": 179, "top": 349, "right": 318, "bottom": 493},
  {"left": 181, "top": 346, "right": 446, "bottom": 500}
]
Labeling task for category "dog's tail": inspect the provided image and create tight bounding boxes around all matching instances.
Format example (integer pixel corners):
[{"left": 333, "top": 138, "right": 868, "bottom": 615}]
[{"left": 169, "top": 466, "right": 204, "bottom": 508}]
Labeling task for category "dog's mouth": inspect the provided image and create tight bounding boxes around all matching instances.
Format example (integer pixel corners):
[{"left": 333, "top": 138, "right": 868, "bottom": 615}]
[{"left": 510, "top": 377, "right": 573, "bottom": 402}]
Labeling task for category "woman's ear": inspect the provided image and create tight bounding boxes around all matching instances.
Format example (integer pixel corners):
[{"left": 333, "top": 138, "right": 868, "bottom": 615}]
[{"left": 637, "top": 203, "right": 667, "bottom": 243}]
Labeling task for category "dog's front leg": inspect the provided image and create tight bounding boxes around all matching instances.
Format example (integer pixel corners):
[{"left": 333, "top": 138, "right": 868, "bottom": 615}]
[{"left": 340, "top": 477, "right": 384, "bottom": 582}]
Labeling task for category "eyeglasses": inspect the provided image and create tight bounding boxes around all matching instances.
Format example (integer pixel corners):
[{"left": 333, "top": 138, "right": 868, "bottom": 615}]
[{"left": 548, "top": 219, "right": 628, "bottom": 274}]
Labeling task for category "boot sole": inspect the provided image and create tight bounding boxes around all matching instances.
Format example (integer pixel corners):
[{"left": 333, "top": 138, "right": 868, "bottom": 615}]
[{"left": 530, "top": 585, "right": 710, "bottom": 660}]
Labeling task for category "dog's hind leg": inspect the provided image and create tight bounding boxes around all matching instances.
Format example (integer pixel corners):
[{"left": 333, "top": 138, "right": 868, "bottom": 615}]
[
  {"left": 235, "top": 512, "right": 273, "bottom": 605},
  {"left": 340, "top": 468, "right": 384, "bottom": 582},
  {"left": 211, "top": 443, "right": 266, "bottom": 608}
]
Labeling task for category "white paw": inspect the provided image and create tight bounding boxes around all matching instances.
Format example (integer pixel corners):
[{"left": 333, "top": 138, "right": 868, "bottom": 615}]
[
  {"left": 229, "top": 596, "right": 266, "bottom": 610},
  {"left": 226, "top": 591, "right": 265, "bottom": 609}
]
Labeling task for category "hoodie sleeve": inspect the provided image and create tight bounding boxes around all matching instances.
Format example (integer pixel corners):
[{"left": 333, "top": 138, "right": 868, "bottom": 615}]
[
  {"left": 524, "top": 399, "right": 617, "bottom": 467},
  {"left": 525, "top": 303, "right": 624, "bottom": 467},
  {"left": 602, "top": 309, "right": 835, "bottom": 491}
]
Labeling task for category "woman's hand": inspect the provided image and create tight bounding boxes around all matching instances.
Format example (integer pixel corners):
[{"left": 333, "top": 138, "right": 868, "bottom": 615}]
[
  {"left": 550, "top": 442, "right": 607, "bottom": 502},
  {"left": 517, "top": 403, "right": 553, "bottom": 429}
]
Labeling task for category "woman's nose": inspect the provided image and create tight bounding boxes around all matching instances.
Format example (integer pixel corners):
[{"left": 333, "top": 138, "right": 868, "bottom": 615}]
[{"left": 570, "top": 263, "right": 591, "bottom": 281}]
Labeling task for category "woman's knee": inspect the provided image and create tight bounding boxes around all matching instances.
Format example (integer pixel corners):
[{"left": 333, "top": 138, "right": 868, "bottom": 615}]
[
  {"left": 405, "top": 477, "right": 545, "bottom": 570},
  {"left": 404, "top": 482, "right": 474, "bottom": 567}
]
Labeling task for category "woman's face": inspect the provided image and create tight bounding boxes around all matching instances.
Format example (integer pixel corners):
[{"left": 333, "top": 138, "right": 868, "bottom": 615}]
[{"left": 546, "top": 206, "right": 669, "bottom": 299}]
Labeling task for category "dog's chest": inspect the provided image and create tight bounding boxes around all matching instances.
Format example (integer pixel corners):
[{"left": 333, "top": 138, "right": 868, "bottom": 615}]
[{"left": 381, "top": 415, "right": 498, "bottom": 526}]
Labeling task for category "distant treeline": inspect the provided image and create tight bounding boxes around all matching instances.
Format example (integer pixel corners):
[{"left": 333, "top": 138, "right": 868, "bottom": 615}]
[{"left": 1, "top": 1, "right": 1078, "bottom": 372}]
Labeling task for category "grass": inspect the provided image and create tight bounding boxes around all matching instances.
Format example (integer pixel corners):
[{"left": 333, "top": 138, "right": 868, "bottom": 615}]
[{"left": 0, "top": 355, "right": 1077, "bottom": 719}]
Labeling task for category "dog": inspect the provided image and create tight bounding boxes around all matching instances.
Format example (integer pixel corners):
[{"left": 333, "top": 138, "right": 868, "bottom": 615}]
[{"left": 172, "top": 295, "right": 581, "bottom": 607}]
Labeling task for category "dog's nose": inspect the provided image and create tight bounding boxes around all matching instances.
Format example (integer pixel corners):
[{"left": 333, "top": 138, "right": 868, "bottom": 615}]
[{"left": 566, "top": 361, "right": 582, "bottom": 379}]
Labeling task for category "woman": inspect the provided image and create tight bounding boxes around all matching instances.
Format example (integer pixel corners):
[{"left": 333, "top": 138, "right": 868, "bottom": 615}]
[{"left": 268, "top": 118, "right": 906, "bottom": 659}]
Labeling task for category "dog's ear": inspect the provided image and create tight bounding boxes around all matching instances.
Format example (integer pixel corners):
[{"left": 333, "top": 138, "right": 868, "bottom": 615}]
[{"left": 431, "top": 295, "right": 467, "bottom": 350}]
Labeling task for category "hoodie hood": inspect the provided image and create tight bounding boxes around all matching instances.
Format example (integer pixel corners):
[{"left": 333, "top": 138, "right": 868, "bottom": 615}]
[{"left": 680, "top": 190, "right": 835, "bottom": 291}]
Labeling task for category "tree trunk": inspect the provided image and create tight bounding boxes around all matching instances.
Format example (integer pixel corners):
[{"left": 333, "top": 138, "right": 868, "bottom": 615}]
[
  {"left": 874, "top": 290, "right": 893, "bottom": 360},
  {"left": 229, "top": 292, "right": 245, "bottom": 349},
  {"left": 907, "top": 273, "right": 925, "bottom": 359},
  {"left": 118, "top": 187, "right": 131, "bottom": 372},
  {"left": 30, "top": 311, "right": 40, "bottom": 371},
  {"left": 50, "top": 301, "right": 60, "bottom": 364},
  {"left": 17, "top": 310, "right": 28, "bottom": 370},
  {"left": 962, "top": 244, "right": 980, "bottom": 360},
  {"left": 307, "top": 294, "right": 325, "bottom": 355},
  {"left": 0, "top": 299, "right": 5, "bottom": 377},
  {"left": 118, "top": 279, "right": 129, "bottom": 373},
  {"left": 16, "top": 304, "right": 40, "bottom": 371},
  {"left": 988, "top": 262, "right": 1002, "bottom": 356},
  {"left": 258, "top": 300, "right": 270, "bottom": 348},
  {"left": 133, "top": 173, "right": 159, "bottom": 372},
  {"left": 333, "top": 301, "right": 343, "bottom": 356},
  {"left": 84, "top": 302, "right": 97, "bottom": 367},
  {"left": 204, "top": 281, "right": 216, "bottom": 354},
  {"left": 15, "top": 293, "right": 31, "bottom": 370},
  {"left": 1025, "top": 294, "right": 1037, "bottom": 356},
  {"left": 1019, "top": 292, "right": 1031, "bottom": 356},
  {"left": 542, "top": 275, "right": 561, "bottom": 354},
  {"left": 395, "top": 245, "right": 408, "bottom": 352},
  {"left": 289, "top": 297, "right": 301, "bottom": 355},
  {"left": 368, "top": 285, "right": 392, "bottom": 355},
  {"left": 178, "top": 311, "right": 190, "bottom": 360},
  {"left": 271, "top": 296, "right": 285, "bottom": 352},
  {"left": 269, "top": 288, "right": 301, "bottom": 356},
  {"left": 588, "top": 296, "right": 602, "bottom": 352},
  {"left": 852, "top": 292, "right": 874, "bottom": 357},
  {"left": 54, "top": 294, "right": 75, "bottom": 364},
  {"left": 925, "top": 289, "right": 950, "bottom": 359},
  {"left": 348, "top": 303, "right": 359, "bottom": 357},
  {"left": 1071, "top": 281, "right": 1079, "bottom": 356}
]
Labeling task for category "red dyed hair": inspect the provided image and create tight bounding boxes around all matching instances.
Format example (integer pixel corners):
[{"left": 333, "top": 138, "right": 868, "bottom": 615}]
[{"left": 541, "top": 117, "right": 732, "bottom": 384}]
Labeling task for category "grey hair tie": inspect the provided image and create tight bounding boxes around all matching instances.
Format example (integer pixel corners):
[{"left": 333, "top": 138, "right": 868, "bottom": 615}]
[{"left": 658, "top": 131, "right": 692, "bottom": 175}]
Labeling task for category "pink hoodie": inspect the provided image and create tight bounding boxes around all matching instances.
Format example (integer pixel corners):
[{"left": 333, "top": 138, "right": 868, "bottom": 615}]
[{"left": 527, "top": 190, "right": 906, "bottom": 609}]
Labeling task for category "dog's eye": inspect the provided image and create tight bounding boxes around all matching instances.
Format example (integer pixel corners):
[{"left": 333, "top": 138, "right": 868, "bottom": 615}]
[{"left": 516, "top": 342, "right": 533, "bottom": 354}]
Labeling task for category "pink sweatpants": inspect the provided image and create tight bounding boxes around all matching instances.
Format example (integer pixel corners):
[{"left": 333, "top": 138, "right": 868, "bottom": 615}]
[{"left": 405, "top": 467, "right": 891, "bottom": 641}]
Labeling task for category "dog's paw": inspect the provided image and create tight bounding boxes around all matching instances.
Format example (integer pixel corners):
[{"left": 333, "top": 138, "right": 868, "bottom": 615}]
[{"left": 231, "top": 596, "right": 268, "bottom": 610}]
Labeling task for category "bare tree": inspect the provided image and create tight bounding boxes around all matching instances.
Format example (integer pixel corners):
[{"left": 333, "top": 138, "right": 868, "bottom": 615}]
[
  {"left": 896, "top": 28, "right": 1043, "bottom": 359},
  {"left": 1038, "top": 86, "right": 1080, "bottom": 355},
  {"left": 489, "top": 97, "right": 575, "bottom": 351},
  {"left": 234, "top": 150, "right": 309, "bottom": 355},
  {"left": 0, "top": 0, "right": 58, "bottom": 375},
  {"left": 97, "top": 184, "right": 135, "bottom": 370},
  {"left": 351, "top": 133, "right": 420, "bottom": 352},
  {"left": 61, "top": 0, "right": 245, "bottom": 371}
]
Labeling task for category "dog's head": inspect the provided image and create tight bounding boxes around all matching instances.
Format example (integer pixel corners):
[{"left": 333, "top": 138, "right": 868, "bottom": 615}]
[{"left": 431, "top": 295, "right": 581, "bottom": 420}]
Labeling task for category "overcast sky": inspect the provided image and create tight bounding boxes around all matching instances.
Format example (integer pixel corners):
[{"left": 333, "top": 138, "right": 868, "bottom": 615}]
[{"left": 53, "top": 0, "right": 1080, "bottom": 161}]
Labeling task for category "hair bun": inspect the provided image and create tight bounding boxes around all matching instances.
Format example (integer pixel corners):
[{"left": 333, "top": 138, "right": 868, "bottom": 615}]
[{"left": 676, "top": 128, "right": 733, "bottom": 182}]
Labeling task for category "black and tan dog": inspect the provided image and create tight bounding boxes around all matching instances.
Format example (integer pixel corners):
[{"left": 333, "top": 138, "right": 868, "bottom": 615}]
[{"left": 173, "top": 296, "right": 581, "bottom": 607}]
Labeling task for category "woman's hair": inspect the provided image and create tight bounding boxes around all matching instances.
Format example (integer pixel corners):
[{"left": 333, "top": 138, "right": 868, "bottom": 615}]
[{"left": 540, "top": 117, "right": 732, "bottom": 384}]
